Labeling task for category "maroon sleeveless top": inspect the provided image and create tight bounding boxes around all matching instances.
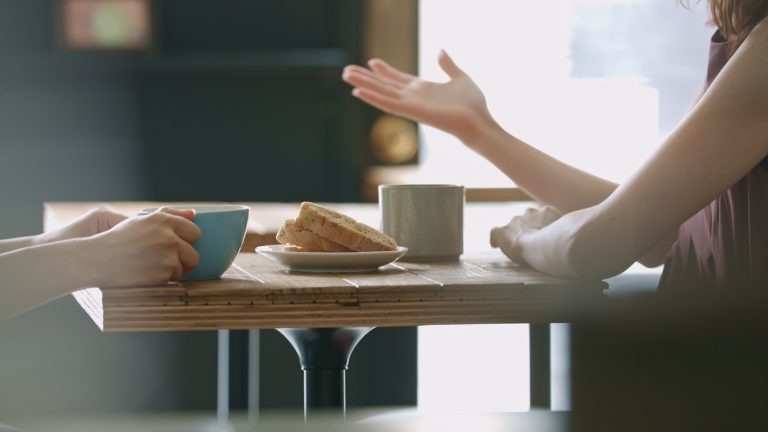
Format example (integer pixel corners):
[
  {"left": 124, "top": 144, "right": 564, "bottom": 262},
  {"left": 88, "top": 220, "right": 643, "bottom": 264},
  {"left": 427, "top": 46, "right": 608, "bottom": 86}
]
[{"left": 658, "top": 31, "right": 768, "bottom": 291}]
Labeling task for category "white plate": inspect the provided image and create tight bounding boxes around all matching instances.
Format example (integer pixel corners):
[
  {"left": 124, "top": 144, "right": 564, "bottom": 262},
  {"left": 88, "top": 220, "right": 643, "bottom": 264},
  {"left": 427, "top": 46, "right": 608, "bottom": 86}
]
[{"left": 255, "top": 245, "right": 409, "bottom": 273}]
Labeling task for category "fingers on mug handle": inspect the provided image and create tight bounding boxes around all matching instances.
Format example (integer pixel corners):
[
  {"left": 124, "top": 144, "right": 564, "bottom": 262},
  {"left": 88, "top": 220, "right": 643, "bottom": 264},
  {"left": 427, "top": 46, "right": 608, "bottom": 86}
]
[
  {"left": 170, "top": 260, "right": 185, "bottom": 281},
  {"left": 168, "top": 218, "right": 202, "bottom": 244},
  {"left": 158, "top": 206, "right": 196, "bottom": 221},
  {"left": 178, "top": 241, "right": 200, "bottom": 274}
]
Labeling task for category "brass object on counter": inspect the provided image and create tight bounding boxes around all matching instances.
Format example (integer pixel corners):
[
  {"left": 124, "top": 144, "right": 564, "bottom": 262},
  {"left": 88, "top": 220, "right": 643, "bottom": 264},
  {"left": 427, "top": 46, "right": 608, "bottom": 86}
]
[{"left": 369, "top": 115, "right": 418, "bottom": 164}]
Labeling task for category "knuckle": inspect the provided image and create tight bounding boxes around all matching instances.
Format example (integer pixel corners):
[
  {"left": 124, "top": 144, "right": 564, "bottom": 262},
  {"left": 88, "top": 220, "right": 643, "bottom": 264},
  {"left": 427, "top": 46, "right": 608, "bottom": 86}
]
[
  {"left": 162, "top": 256, "right": 178, "bottom": 269},
  {"left": 542, "top": 207, "right": 561, "bottom": 223},
  {"left": 542, "top": 205, "right": 559, "bottom": 216},
  {"left": 150, "top": 230, "right": 176, "bottom": 248},
  {"left": 147, "top": 213, "right": 164, "bottom": 222},
  {"left": 163, "top": 232, "right": 180, "bottom": 247}
]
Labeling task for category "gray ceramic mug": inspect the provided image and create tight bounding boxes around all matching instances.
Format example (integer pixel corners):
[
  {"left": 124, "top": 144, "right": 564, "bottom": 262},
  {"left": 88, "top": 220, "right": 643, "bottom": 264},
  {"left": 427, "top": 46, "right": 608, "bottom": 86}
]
[{"left": 379, "top": 184, "right": 465, "bottom": 262}]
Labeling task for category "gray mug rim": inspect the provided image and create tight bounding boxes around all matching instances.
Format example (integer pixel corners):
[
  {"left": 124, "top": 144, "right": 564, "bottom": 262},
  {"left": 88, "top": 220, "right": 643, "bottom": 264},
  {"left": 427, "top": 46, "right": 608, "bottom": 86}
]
[{"left": 379, "top": 184, "right": 464, "bottom": 190}]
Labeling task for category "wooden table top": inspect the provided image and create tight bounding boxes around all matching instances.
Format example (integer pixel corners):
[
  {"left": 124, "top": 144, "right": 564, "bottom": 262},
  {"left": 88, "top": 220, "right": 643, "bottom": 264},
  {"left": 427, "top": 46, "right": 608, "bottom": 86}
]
[{"left": 44, "top": 202, "right": 606, "bottom": 331}]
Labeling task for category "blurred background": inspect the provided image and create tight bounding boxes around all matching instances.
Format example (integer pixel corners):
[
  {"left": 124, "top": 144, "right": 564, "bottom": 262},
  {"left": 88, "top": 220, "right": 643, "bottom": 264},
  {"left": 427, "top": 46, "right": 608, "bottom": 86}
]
[
  {"left": 0, "top": 0, "right": 712, "bottom": 420},
  {"left": 0, "top": 0, "right": 418, "bottom": 417}
]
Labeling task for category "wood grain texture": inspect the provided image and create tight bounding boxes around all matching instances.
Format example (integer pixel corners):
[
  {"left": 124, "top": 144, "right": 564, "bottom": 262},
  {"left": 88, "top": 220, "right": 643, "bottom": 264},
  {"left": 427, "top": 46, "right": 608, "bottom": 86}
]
[
  {"left": 48, "top": 202, "right": 605, "bottom": 332},
  {"left": 69, "top": 253, "right": 605, "bottom": 332}
]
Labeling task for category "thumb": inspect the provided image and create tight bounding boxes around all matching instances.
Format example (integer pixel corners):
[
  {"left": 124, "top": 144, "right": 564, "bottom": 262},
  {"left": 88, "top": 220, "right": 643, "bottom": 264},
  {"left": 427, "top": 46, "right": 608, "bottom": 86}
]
[{"left": 438, "top": 49, "right": 465, "bottom": 79}]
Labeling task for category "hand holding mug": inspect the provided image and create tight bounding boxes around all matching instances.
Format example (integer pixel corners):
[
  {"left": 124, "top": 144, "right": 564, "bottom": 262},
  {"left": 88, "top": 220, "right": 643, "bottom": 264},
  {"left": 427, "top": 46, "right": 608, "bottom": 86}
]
[{"left": 82, "top": 207, "right": 201, "bottom": 287}]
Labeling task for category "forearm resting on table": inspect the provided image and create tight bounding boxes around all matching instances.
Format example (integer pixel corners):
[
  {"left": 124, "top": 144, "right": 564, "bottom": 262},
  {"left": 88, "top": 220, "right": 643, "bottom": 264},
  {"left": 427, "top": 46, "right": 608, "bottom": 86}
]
[
  {"left": 0, "top": 240, "right": 91, "bottom": 320},
  {"left": 522, "top": 189, "right": 686, "bottom": 279},
  {"left": 466, "top": 121, "right": 673, "bottom": 268},
  {"left": 519, "top": 207, "right": 649, "bottom": 280}
]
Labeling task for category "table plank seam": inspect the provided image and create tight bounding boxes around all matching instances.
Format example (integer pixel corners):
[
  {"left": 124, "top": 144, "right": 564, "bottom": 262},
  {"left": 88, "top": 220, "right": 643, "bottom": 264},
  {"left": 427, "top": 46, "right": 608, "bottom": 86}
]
[
  {"left": 339, "top": 277, "right": 360, "bottom": 288},
  {"left": 231, "top": 263, "right": 266, "bottom": 284}
]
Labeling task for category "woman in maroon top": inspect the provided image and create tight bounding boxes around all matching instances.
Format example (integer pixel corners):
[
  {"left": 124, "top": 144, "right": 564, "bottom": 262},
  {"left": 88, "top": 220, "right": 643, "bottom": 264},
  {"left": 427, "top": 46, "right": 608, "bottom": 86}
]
[{"left": 343, "top": 0, "right": 768, "bottom": 290}]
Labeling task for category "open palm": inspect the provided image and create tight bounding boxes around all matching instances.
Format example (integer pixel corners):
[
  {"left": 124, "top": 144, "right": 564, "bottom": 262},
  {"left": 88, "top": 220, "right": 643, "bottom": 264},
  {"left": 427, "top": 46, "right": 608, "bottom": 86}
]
[{"left": 342, "top": 50, "right": 493, "bottom": 140}]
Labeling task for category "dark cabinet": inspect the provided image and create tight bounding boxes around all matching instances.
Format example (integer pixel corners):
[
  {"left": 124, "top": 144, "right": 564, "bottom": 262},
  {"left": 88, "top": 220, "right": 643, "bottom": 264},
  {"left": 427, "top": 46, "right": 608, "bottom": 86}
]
[{"left": 138, "top": 0, "right": 368, "bottom": 202}]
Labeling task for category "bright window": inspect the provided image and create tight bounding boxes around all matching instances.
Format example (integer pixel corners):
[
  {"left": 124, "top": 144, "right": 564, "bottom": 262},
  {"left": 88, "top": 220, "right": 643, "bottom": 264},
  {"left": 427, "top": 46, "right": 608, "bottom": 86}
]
[
  {"left": 413, "top": 0, "right": 710, "bottom": 187},
  {"left": 417, "top": 0, "right": 711, "bottom": 412}
]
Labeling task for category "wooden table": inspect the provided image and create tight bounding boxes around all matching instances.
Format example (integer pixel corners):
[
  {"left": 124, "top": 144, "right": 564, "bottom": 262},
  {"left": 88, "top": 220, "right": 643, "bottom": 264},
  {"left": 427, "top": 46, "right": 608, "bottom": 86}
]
[
  {"left": 44, "top": 201, "right": 605, "bottom": 331},
  {"left": 44, "top": 201, "right": 607, "bottom": 418},
  {"left": 68, "top": 252, "right": 603, "bottom": 331}
]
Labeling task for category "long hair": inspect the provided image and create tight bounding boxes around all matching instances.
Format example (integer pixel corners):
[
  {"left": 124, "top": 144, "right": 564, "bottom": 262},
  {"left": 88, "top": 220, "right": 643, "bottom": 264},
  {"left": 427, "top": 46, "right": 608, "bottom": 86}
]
[{"left": 683, "top": 0, "right": 768, "bottom": 42}]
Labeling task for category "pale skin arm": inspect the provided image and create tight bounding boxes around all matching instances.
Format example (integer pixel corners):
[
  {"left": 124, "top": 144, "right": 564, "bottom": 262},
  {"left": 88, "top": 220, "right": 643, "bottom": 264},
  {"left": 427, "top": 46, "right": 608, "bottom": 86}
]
[
  {"left": 0, "top": 208, "right": 201, "bottom": 320},
  {"left": 0, "top": 208, "right": 127, "bottom": 254},
  {"left": 0, "top": 237, "right": 36, "bottom": 254},
  {"left": 343, "top": 51, "right": 616, "bottom": 211},
  {"left": 342, "top": 50, "right": 675, "bottom": 266},
  {"left": 494, "top": 19, "right": 768, "bottom": 280}
]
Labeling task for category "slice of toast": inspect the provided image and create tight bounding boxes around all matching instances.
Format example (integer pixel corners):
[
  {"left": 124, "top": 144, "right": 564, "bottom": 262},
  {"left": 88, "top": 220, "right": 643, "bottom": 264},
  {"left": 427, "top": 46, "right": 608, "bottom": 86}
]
[
  {"left": 276, "top": 219, "right": 352, "bottom": 252},
  {"left": 295, "top": 202, "right": 397, "bottom": 252}
]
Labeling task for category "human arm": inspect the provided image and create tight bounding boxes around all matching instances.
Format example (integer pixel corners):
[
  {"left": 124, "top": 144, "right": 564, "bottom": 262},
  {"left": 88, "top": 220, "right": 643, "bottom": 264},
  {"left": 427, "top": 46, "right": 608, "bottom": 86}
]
[
  {"left": 492, "top": 19, "right": 768, "bottom": 279},
  {"left": 37, "top": 207, "right": 129, "bottom": 244},
  {"left": 0, "top": 209, "right": 201, "bottom": 320},
  {"left": 0, "top": 237, "right": 37, "bottom": 254},
  {"left": 0, "top": 208, "right": 127, "bottom": 254},
  {"left": 342, "top": 50, "right": 618, "bottom": 213},
  {"left": 343, "top": 51, "right": 676, "bottom": 265}
]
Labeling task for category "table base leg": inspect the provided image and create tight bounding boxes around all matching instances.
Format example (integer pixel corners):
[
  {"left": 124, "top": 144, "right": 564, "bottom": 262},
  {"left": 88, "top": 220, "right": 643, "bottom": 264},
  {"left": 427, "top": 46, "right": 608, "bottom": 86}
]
[
  {"left": 277, "top": 327, "right": 373, "bottom": 421},
  {"left": 530, "top": 323, "right": 551, "bottom": 409},
  {"left": 217, "top": 329, "right": 230, "bottom": 422},
  {"left": 305, "top": 368, "right": 346, "bottom": 414}
]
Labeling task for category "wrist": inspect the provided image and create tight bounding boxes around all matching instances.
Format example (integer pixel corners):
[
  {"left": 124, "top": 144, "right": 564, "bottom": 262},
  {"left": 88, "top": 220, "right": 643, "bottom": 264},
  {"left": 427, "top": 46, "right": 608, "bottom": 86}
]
[
  {"left": 458, "top": 113, "right": 516, "bottom": 156},
  {"left": 28, "top": 233, "right": 46, "bottom": 247},
  {"left": 456, "top": 110, "right": 500, "bottom": 145},
  {"left": 64, "top": 237, "right": 102, "bottom": 288}
]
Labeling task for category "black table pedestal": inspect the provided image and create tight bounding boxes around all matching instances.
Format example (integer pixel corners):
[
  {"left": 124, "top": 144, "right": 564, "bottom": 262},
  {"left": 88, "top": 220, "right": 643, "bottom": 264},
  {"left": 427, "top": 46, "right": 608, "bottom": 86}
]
[{"left": 277, "top": 327, "right": 373, "bottom": 421}]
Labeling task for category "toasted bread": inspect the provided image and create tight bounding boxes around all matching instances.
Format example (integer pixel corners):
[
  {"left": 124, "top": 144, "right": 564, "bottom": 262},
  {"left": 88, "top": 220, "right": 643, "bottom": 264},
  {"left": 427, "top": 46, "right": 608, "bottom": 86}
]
[
  {"left": 276, "top": 219, "right": 352, "bottom": 252},
  {"left": 295, "top": 202, "right": 397, "bottom": 252}
]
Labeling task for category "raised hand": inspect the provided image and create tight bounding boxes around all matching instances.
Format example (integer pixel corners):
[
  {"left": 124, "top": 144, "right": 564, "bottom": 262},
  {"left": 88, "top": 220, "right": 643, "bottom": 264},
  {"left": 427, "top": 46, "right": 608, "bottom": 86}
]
[{"left": 342, "top": 50, "right": 496, "bottom": 142}]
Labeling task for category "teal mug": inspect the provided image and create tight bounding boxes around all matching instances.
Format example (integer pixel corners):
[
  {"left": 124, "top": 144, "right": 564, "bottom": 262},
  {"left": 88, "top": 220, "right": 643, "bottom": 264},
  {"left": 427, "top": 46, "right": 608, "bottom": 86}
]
[{"left": 138, "top": 205, "right": 250, "bottom": 280}]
